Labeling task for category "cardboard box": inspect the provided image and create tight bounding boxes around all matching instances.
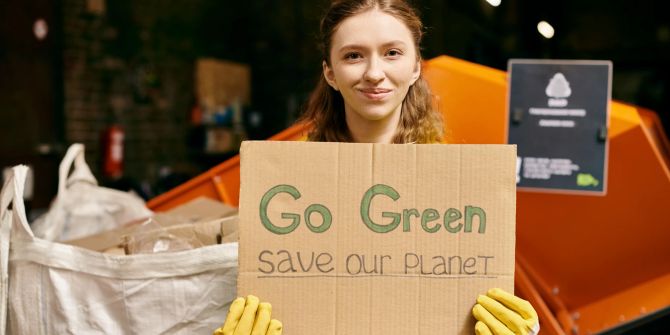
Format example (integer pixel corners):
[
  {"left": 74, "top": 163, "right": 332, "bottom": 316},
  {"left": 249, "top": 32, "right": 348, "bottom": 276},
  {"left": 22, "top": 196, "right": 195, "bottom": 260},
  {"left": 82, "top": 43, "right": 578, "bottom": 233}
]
[
  {"left": 123, "top": 217, "right": 237, "bottom": 254},
  {"left": 238, "top": 141, "right": 517, "bottom": 334},
  {"left": 196, "top": 58, "right": 251, "bottom": 110},
  {"left": 65, "top": 197, "right": 238, "bottom": 252}
]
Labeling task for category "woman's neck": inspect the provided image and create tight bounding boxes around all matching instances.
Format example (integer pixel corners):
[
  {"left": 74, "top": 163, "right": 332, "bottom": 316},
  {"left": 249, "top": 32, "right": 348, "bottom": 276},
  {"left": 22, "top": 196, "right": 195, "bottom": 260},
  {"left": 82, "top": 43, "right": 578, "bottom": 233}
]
[{"left": 344, "top": 106, "right": 402, "bottom": 144}]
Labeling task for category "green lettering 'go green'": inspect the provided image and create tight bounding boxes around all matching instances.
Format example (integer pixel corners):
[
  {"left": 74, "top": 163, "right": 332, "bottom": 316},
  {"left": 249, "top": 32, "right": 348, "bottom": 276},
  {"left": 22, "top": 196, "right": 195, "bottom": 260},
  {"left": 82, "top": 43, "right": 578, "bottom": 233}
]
[
  {"left": 360, "top": 184, "right": 401, "bottom": 233},
  {"left": 259, "top": 184, "right": 332, "bottom": 235}
]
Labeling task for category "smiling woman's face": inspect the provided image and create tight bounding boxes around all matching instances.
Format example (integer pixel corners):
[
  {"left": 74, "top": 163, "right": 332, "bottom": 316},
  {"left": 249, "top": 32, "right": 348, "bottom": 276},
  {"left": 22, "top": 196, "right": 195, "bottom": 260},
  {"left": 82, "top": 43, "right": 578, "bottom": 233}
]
[{"left": 323, "top": 9, "right": 420, "bottom": 127}]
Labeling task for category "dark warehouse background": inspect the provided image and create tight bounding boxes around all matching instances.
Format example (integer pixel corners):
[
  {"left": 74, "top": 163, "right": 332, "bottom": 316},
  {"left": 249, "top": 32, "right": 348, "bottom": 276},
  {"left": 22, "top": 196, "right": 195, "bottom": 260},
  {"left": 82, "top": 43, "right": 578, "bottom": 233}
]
[{"left": 1, "top": 0, "right": 669, "bottom": 211}]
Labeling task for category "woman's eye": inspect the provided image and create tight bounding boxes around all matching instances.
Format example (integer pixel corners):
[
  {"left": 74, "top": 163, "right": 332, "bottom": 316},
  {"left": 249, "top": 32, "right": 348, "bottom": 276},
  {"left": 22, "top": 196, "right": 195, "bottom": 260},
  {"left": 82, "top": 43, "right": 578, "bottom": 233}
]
[
  {"left": 344, "top": 52, "right": 362, "bottom": 61},
  {"left": 386, "top": 49, "right": 403, "bottom": 57}
]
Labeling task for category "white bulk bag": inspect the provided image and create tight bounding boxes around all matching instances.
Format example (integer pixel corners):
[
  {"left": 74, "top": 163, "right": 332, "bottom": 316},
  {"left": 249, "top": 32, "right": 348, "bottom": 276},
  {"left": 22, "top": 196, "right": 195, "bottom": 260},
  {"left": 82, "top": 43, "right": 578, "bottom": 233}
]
[
  {"left": 31, "top": 143, "right": 153, "bottom": 241},
  {"left": 1, "top": 166, "right": 238, "bottom": 335}
]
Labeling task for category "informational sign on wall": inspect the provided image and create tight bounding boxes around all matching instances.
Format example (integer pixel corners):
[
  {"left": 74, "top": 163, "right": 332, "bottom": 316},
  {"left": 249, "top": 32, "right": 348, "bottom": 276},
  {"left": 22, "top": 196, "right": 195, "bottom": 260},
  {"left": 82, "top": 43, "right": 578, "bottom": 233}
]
[{"left": 507, "top": 59, "right": 612, "bottom": 194}]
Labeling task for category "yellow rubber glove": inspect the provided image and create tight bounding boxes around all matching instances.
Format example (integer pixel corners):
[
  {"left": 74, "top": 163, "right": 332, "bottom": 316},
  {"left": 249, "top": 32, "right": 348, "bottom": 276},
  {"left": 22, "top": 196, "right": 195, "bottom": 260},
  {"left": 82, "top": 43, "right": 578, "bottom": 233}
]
[
  {"left": 213, "top": 295, "right": 283, "bottom": 335},
  {"left": 472, "top": 288, "right": 539, "bottom": 335}
]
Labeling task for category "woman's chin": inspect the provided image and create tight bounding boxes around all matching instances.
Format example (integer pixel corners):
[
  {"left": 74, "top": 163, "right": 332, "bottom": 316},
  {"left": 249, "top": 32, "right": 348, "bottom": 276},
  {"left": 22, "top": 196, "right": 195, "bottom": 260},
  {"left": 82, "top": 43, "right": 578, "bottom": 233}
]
[{"left": 356, "top": 108, "right": 398, "bottom": 122}]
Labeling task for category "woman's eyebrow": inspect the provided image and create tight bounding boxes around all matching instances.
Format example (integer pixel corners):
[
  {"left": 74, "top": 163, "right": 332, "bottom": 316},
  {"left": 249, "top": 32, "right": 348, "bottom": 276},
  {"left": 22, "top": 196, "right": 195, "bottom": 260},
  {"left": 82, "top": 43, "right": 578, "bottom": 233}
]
[
  {"left": 381, "top": 40, "right": 407, "bottom": 48},
  {"left": 338, "top": 40, "right": 407, "bottom": 52},
  {"left": 338, "top": 44, "right": 366, "bottom": 52}
]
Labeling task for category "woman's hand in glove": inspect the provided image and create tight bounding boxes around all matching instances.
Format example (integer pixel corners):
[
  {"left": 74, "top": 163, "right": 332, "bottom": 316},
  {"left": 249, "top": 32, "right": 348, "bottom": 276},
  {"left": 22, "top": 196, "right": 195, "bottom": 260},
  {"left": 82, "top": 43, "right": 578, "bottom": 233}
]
[
  {"left": 213, "top": 295, "right": 282, "bottom": 335},
  {"left": 472, "top": 288, "right": 539, "bottom": 335}
]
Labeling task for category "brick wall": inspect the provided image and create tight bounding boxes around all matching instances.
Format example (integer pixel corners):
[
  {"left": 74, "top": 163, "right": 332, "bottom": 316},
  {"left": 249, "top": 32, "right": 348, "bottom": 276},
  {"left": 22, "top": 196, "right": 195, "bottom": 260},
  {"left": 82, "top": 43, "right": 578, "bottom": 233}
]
[{"left": 62, "top": 0, "right": 195, "bottom": 194}]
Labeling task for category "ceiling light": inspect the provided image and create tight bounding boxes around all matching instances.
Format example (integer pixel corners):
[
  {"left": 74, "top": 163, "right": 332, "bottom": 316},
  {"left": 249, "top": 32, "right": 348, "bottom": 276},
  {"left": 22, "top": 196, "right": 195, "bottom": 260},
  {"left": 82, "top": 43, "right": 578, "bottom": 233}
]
[
  {"left": 33, "top": 19, "right": 48, "bottom": 40},
  {"left": 486, "top": 0, "right": 501, "bottom": 7},
  {"left": 537, "top": 21, "right": 555, "bottom": 39}
]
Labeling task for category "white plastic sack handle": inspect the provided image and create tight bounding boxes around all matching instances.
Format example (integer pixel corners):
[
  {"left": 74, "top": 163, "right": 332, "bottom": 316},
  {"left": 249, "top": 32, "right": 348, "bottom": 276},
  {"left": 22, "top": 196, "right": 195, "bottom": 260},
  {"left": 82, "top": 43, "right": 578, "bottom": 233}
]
[
  {"left": 1, "top": 165, "right": 33, "bottom": 239},
  {"left": 1, "top": 165, "right": 34, "bottom": 335},
  {"left": 58, "top": 143, "right": 97, "bottom": 197}
]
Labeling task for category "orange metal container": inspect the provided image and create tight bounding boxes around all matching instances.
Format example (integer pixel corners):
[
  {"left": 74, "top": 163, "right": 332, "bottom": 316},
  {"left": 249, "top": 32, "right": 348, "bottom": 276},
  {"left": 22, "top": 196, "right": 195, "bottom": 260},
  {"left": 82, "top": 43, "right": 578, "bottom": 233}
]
[
  {"left": 423, "top": 56, "right": 670, "bottom": 335},
  {"left": 147, "top": 125, "right": 307, "bottom": 210},
  {"left": 149, "top": 55, "right": 670, "bottom": 334}
]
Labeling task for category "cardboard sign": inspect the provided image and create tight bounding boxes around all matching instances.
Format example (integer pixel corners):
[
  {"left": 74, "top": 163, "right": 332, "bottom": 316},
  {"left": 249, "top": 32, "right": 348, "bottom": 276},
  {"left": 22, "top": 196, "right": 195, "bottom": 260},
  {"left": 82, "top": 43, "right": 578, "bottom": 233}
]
[
  {"left": 507, "top": 59, "right": 612, "bottom": 194},
  {"left": 239, "top": 141, "right": 516, "bottom": 334}
]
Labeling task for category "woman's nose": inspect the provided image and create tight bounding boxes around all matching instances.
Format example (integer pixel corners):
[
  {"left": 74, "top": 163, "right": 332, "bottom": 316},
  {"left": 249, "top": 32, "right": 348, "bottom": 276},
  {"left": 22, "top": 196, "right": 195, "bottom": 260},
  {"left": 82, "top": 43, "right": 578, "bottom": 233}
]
[{"left": 363, "top": 57, "right": 385, "bottom": 83}]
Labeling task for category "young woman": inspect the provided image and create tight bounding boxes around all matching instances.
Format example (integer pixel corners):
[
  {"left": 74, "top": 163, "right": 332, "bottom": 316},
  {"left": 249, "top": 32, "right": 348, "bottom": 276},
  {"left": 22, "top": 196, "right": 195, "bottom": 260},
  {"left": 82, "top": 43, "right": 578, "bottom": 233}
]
[
  {"left": 215, "top": 1, "right": 539, "bottom": 334},
  {"left": 300, "top": 0, "right": 443, "bottom": 145}
]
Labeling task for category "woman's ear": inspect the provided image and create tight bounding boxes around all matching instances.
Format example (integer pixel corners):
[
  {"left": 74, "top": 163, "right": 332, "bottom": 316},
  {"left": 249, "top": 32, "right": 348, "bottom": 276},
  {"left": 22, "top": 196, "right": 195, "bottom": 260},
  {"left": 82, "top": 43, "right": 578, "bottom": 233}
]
[
  {"left": 410, "top": 60, "right": 421, "bottom": 85},
  {"left": 323, "top": 61, "right": 339, "bottom": 91}
]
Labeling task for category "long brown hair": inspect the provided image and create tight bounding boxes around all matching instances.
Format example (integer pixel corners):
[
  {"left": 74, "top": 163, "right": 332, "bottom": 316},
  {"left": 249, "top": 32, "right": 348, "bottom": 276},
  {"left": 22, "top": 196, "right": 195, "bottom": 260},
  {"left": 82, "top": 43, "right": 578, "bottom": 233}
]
[{"left": 300, "top": 0, "right": 443, "bottom": 143}]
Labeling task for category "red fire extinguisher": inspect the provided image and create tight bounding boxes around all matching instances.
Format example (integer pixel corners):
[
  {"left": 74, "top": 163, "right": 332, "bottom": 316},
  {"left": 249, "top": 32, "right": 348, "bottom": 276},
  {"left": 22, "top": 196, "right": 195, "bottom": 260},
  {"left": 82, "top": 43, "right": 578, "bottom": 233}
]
[{"left": 101, "top": 124, "right": 124, "bottom": 178}]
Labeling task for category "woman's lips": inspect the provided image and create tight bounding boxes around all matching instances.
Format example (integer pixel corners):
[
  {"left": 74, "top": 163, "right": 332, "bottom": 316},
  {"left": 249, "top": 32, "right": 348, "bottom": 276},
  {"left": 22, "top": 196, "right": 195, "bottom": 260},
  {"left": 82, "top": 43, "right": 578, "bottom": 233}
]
[{"left": 358, "top": 88, "right": 392, "bottom": 101}]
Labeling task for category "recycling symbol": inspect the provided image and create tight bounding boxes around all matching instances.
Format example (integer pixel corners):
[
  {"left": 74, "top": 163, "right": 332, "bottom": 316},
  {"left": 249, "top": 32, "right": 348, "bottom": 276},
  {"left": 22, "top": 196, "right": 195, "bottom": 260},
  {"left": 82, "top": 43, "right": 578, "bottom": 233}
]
[{"left": 545, "top": 73, "right": 572, "bottom": 98}]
